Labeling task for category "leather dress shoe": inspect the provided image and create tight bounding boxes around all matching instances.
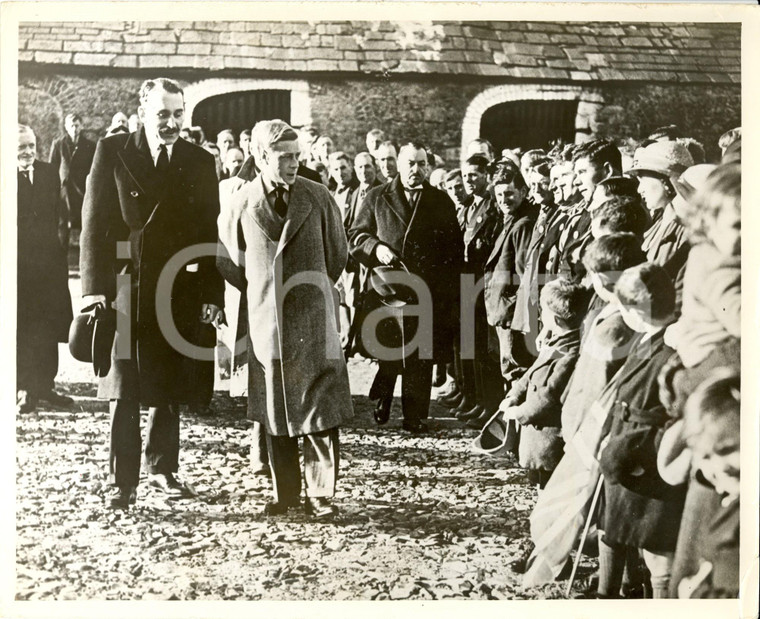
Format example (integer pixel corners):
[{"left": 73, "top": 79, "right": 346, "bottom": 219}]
[
  {"left": 373, "top": 398, "right": 392, "bottom": 425},
  {"left": 148, "top": 473, "right": 187, "bottom": 497},
  {"left": 16, "top": 390, "right": 37, "bottom": 414},
  {"left": 452, "top": 397, "right": 476, "bottom": 414},
  {"left": 465, "top": 408, "right": 495, "bottom": 430},
  {"left": 37, "top": 390, "right": 73, "bottom": 408},
  {"left": 263, "top": 501, "right": 298, "bottom": 516},
  {"left": 402, "top": 421, "right": 429, "bottom": 434},
  {"left": 456, "top": 403, "right": 485, "bottom": 421},
  {"left": 108, "top": 485, "right": 137, "bottom": 509},
  {"left": 438, "top": 390, "right": 463, "bottom": 407},
  {"left": 251, "top": 462, "right": 272, "bottom": 477},
  {"left": 305, "top": 496, "right": 337, "bottom": 519}
]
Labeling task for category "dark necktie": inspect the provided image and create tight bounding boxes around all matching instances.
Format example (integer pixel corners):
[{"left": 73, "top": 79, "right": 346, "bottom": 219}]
[
  {"left": 405, "top": 188, "right": 421, "bottom": 209},
  {"left": 155, "top": 144, "right": 169, "bottom": 173},
  {"left": 274, "top": 186, "right": 288, "bottom": 218},
  {"left": 20, "top": 170, "right": 32, "bottom": 187}
]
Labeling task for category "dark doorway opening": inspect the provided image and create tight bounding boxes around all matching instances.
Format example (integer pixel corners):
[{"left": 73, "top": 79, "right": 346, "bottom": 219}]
[
  {"left": 192, "top": 90, "right": 291, "bottom": 142},
  {"left": 480, "top": 99, "right": 578, "bottom": 155}
]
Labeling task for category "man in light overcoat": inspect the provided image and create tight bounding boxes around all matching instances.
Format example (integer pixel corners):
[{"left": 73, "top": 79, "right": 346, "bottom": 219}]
[{"left": 218, "top": 119, "right": 353, "bottom": 518}]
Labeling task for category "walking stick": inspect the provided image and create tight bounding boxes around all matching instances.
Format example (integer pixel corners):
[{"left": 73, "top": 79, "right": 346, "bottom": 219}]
[{"left": 565, "top": 474, "right": 604, "bottom": 597}]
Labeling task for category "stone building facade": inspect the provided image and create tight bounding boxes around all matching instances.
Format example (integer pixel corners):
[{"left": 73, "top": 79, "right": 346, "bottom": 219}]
[{"left": 18, "top": 20, "right": 740, "bottom": 163}]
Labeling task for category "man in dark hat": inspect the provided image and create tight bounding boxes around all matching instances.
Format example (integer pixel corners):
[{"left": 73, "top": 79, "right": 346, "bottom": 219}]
[{"left": 80, "top": 77, "right": 224, "bottom": 509}]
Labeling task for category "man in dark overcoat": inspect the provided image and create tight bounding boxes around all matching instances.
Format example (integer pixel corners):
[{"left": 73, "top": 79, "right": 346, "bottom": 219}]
[
  {"left": 349, "top": 142, "right": 463, "bottom": 432},
  {"left": 80, "top": 78, "right": 224, "bottom": 509},
  {"left": 49, "top": 112, "right": 96, "bottom": 242},
  {"left": 17, "top": 124, "right": 73, "bottom": 414}
]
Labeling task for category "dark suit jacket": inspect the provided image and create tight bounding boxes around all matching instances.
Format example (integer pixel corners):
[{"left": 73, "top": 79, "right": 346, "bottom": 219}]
[
  {"left": 484, "top": 201, "right": 539, "bottom": 327},
  {"left": 348, "top": 177, "right": 463, "bottom": 360},
  {"left": 461, "top": 193, "right": 503, "bottom": 276},
  {"left": 49, "top": 134, "right": 96, "bottom": 224},
  {"left": 17, "top": 161, "right": 72, "bottom": 340},
  {"left": 80, "top": 129, "right": 224, "bottom": 405}
]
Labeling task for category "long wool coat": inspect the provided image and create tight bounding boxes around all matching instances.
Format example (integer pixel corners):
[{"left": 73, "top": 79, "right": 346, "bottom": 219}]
[
  {"left": 348, "top": 177, "right": 463, "bottom": 362},
  {"left": 49, "top": 134, "right": 96, "bottom": 226},
  {"left": 599, "top": 330, "right": 687, "bottom": 552},
  {"left": 80, "top": 130, "right": 224, "bottom": 405},
  {"left": 18, "top": 160, "right": 72, "bottom": 342},
  {"left": 217, "top": 174, "right": 354, "bottom": 437}
]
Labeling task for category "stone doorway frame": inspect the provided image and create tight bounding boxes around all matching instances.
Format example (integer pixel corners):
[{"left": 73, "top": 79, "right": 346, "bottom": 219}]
[
  {"left": 460, "top": 84, "right": 604, "bottom": 161},
  {"left": 183, "top": 78, "right": 313, "bottom": 129}
]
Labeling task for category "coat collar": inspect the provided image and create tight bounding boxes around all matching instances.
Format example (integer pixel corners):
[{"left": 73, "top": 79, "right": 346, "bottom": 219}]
[
  {"left": 380, "top": 176, "right": 416, "bottom": 226},
  {"left": 464, "top": 193, "right": 495, "bottom": 241},
  {"left": 245, "top": 175, "right": 314, "bottom": 254}
]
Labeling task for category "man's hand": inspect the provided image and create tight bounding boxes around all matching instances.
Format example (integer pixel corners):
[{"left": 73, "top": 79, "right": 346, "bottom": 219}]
[
  {"left": 375, "top": 244, "right": 396, "bottom": 266},
  {"left": 200, "top": 304, "right": 223, "bottom": 325},
  {"left": 82, "top": 294, "right": 107, "bottom": 311}
]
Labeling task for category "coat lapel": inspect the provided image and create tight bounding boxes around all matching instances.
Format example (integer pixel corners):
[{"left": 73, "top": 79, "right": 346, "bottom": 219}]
[
  {"left": 466, "top": 196, "right": 495, "bottom": 243},
  {"left": 246, "top": 175, "right": 284, "bottom": 244},
  {"left": 486, "top": 218, "right": 510, "bottom": 267},
  {"left": 381, "top": 176, "right": 413, "bottom": 227},
  {"left": 277, "top": 177, "right": 313, "bottom": 255},
  {"left": 117, "top": 130, "right": 161, "bottom": 216}
]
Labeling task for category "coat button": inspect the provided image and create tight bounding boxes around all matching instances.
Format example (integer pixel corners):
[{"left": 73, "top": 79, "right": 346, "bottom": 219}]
[{"left": 130, "top": 190, "right": 139, "bottom": 198}]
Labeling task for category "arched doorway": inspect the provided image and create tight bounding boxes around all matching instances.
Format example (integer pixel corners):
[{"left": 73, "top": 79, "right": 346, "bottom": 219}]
[
  {"left": 480, "top": 99, "right": 578, "bottom": 154},
  {"left": 460, "top": 85, "right": 603, "bottom": 162},
  {"left": 192, "top": 90, "right": 291, "bottom": 142}
]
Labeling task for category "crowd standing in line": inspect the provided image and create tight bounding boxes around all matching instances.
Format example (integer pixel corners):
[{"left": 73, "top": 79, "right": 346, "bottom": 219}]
[{"left": 17, "top": 75, "right": 741, "bottom": 598}]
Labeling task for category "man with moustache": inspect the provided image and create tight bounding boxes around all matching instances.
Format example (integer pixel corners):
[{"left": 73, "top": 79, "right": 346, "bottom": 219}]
[
  {"left": 50, "top": 112, "right": 96, "bottom": 246},
  {"left": 80, "top": 77, "right": 224, "bottom": 509},
  {"left": 349, "top": 142, "right": 463, "bottom": 432},
  {"left": 16, "top": 125, "right": 73, "bottom": 414}
]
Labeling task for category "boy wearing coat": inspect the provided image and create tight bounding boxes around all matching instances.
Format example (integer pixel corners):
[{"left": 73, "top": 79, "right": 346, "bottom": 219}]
[{"left": 498, "top": 278, "right": 587, "bottom": 485}]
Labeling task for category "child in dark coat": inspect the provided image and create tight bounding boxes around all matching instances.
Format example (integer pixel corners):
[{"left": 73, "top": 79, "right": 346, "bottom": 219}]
[
  {"left": 597, "top": 263, "right": 686, "bottom": 598},
  {"left": 498, "top": 278, "right": 587, "bottom": 486}
]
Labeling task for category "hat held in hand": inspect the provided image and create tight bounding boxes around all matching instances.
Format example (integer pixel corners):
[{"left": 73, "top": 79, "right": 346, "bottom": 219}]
[{"left": 68, "top": 301, "right": 116, "bottom": 377}]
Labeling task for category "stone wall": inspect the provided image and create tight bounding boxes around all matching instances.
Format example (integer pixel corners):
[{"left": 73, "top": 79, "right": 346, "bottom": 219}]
[{"left": 19, "top": 66, "right": 740, "bottom": 166}]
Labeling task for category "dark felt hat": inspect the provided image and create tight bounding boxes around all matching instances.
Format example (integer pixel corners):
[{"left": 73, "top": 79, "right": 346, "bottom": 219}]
[
  {"left": 68, "top": 302, "right": 116, "bottom": 377},
  {"left": 368, "top": 260, "right": 415, "bottom": 308}
]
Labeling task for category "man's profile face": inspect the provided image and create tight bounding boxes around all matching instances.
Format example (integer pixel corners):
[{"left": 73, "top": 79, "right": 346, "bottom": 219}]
[
  {"left": 462, "top": 163, "right": 487, "bottom": 197},
  {"left": 330, "top": 158, "right": 353, "bottom": 187},
  {"left": 397, "top": 146, "right": 427, "bottom": 188},
  {"left": 138, "top": 88, "right": 185, "bottom": 146},
  {"left": 573, "top": 156, "right": 606, "bottom": 202},
  {"left": 376, "top": 144, "right": 398, "bottom": 179},
  {"left": 445, "top": 175, "right": 466, "bottom": 206},
  {"left": 354, "top": 154, "right": 376, "bottom": 186},
  {"left": 64, "top": 116, "right": 82, "bottom": 142},
  {"left": 18, "top": 129, "right": 36, "bottom": 168},
  {"left": 262, "top": 139, "right": 300, "bottom": 186}
]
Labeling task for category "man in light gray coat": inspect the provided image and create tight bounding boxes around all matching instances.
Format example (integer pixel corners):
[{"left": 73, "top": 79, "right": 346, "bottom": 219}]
[{"left": 218, "top": 119, "right": 353, "bottom": 518}]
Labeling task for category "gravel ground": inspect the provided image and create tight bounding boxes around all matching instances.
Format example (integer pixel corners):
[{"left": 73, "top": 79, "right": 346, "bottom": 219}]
[{"left": 14, "top": 274, "right": 597, "bottom": 601}]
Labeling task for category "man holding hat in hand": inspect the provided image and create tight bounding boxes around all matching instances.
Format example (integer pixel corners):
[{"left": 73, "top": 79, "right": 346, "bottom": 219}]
[{"left": 80, "top": 77, "right": 224, "bottom": 509}]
